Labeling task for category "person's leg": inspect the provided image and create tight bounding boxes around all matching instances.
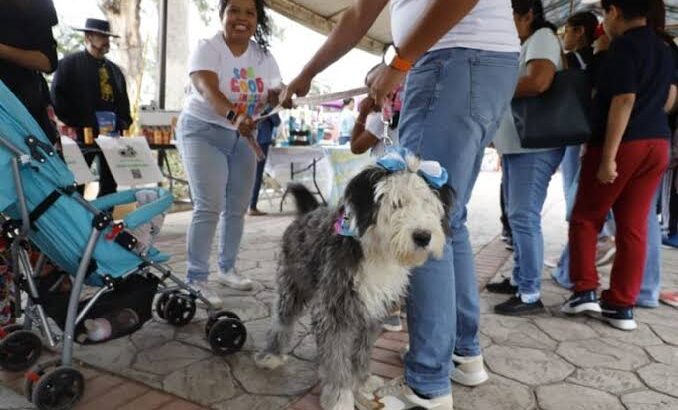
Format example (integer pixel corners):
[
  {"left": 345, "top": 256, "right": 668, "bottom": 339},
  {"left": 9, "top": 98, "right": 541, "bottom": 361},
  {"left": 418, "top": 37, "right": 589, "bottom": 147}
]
[
  {"left": 498, "top": 149, "right": 564, "bottom": 309},
  {"left": 249, "top": 142, "right": 271, "bottom": 211},
  {"left": 637, "top": 188, "right": 662, "bottom": 308},
  {"left": 606, "top": 140, "right": 669, "bottom": 308},
  {"left": 217, "top": 133, "right": 257, "bottom": 281},
  {"left": 500, "top": 168, "right": 512, "bottom": 240},
  {"left": 670, "top": 168, "right": 678, "bottom": 235},
  {"left": 400, "top": 48, "right": 518, "bottom": 397},
  {"left": 552, "top": 245, "right": 573, "bottom": 289},
  {"left": 561, "top": 145, "right": 581, "bottom": 212},
  {"left": 95, "top": 153, "right": 117, "bottom": 197},
  {"left": 569, "top": 146, "right": 627, "bottom": 294},
  {"left": 176, "top": 115, "right": 231, "bottom": 284}
]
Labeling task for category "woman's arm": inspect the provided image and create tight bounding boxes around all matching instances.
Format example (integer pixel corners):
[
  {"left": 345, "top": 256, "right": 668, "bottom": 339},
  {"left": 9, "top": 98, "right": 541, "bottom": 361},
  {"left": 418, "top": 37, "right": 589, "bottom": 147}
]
[
  {"left": 598, "top": 93, "right": 636, "bottom": 184},
  {"left": 351, "top": 98, "right": 380, "bottom": 154},
  {"left": 350, "top": 124, "right": 380, "bottom": 154},
  {"left": 190, "top": 70, "right": 235, "bottom": 118},
  {"left": 0, "top": 43, "right": 54, "bottom": 73},
  {"left": 190, "top": 70, "right": 256, "bottom": 136},
  {"left": 514, "top": 59, "right": 556, "bottom": 98},
  {"left": 281, "top": 0, "right": 389, "bottom": 107}
]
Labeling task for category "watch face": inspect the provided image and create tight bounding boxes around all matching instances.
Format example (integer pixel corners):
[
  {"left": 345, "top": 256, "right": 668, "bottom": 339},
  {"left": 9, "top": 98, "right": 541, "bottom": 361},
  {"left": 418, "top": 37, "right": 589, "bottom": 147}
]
[
  {"left": 227, "top": 111, "right": 236, "bottom": 121},
  {"left": 383, "top": 44, "right": 397, "bottom": 65}
]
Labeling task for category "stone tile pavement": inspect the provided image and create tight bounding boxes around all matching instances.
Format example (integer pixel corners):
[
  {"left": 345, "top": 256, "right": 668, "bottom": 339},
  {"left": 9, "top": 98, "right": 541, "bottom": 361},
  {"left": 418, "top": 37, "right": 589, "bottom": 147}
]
[{"left": 2, "top": 173, "right": 677, "bottom": 410}]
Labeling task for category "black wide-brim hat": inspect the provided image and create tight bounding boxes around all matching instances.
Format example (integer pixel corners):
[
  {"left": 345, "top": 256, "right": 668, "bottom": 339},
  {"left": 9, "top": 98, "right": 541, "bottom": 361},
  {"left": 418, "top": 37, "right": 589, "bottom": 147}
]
[{"left": 73, "top": 18, "right": 119, "bottom": 38}]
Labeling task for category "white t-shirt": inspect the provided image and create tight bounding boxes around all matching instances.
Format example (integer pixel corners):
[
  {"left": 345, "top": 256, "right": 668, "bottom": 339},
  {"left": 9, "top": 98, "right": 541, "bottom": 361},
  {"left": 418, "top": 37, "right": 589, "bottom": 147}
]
[
  {"left": 493, "top": 28, "right": 563, "bottom": 155},
  {"left": 390, "top": 0, "right": 520, "bottom": 53},
  {"left": 365, "top": 112, "right": 399, "bottom": 157},
  {"left": 183, "top": 32, "right": 282, "bottom": 130}
]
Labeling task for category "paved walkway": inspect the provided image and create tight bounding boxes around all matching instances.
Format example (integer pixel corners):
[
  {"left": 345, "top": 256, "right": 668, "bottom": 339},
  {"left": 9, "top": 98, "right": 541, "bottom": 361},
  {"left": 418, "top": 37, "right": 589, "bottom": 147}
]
[{"left": 2, "top": 172, "right": 677, "bottom": 409}]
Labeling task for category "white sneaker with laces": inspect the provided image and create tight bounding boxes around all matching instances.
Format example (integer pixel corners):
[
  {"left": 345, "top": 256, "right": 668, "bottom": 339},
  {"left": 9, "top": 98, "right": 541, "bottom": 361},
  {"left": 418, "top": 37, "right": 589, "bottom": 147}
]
[
  {"left": 356, "top": 376, "right": 453, "bottom": 410},
  {"left": 189, "top": 281, "right": 223, "bottom": 308},
  {"left": 216, "top": 269, "right": 254, "bottom": 291},
  {"left": 451, "top": 354, "right": 489, "bottom": 386}
]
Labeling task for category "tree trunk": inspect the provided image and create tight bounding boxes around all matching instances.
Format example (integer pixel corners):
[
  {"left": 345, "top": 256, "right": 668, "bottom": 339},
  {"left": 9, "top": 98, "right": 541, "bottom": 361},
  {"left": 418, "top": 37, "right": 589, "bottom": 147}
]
[{"left": 98, "top": 0, "right": 143, "bottom": 110}]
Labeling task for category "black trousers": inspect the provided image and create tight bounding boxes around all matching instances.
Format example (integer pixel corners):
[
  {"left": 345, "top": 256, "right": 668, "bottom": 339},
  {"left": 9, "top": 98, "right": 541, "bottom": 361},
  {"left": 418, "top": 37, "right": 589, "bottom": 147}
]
[{"left": 79, "top": 152, "right": 117, "bottom": 197}]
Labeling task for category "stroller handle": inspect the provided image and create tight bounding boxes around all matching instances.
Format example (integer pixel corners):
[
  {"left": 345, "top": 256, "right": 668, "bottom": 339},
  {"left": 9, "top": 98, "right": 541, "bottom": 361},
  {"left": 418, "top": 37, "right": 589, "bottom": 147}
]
[{"left": 90, "top": 188, "right": 173, "bottom": 229}]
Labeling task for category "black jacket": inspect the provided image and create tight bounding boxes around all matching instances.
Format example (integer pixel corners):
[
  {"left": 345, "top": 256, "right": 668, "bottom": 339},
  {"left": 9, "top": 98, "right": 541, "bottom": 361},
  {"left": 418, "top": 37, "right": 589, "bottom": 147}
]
[
  {"left": 0, "top": 0, "right": 58, "bottom": 142},
  {"left": 51, "top": 50, "right": 132, "bottom": 139}
]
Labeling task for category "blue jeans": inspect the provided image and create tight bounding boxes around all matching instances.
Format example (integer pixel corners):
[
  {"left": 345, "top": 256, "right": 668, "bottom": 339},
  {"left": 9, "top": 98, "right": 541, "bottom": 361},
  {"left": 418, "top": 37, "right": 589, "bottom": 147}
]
[
  {"left": 553, "top": 189, "right": 662, "bottom": 307},
  {"left": 561, "top": 145, "right": 581, "bottom": 213},
  {"left": 505, "top": 149, "right": 565, "bottom": 301},
  {"left": 400, "top": 48, "right": 519, "bottom": 397},
  {"left": 176, "top": 114, "right": 256, "bottom": 282},
  {"left": 249, "top": 142, "right": 272, "bottom": 209}
]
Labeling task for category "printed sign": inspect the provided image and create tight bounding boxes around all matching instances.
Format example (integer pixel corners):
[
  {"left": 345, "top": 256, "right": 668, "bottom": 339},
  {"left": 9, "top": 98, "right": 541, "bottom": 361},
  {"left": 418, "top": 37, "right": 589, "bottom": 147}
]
[
  {"left": 96, "top": 136, "right": 163, "bottom": 186},
  {"left": 60, "top": 137, "right": 95, "bottom": 184}
]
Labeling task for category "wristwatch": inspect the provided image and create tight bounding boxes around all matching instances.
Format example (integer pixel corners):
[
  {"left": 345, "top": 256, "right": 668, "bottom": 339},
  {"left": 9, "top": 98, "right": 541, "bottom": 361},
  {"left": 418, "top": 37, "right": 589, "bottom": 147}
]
[
  {"left": 384, "top": 44, "right": 413, "bottom": 73},
  {"left": 226, "top": 109, "right": 237, "bottom": 124}
]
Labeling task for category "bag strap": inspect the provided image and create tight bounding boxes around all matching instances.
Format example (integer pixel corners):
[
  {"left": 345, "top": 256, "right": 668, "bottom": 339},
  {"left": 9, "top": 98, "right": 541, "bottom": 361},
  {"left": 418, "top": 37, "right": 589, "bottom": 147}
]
[{"left": 573, "top": 52, "right": 587, "bottom": 70}]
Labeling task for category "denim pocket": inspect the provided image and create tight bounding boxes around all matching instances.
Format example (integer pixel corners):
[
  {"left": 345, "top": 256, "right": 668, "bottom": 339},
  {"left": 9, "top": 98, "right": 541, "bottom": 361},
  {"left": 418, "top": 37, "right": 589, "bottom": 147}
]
[
  {"left": 179, "top": 114, "right": 214, "bottom": 138},
  {"left": 470, "top": 54, "right": 519, "bottom": 127},
  {"left": 405, "top": 59, "right": 443, "bottom": 116}
]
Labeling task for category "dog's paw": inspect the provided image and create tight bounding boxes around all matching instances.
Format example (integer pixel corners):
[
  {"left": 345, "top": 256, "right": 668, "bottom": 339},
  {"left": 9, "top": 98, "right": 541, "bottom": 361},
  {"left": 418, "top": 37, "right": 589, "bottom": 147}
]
[
  {"left": 320, "top": 388, "right": 354, "bottom": 410},
  {"left": 359, "top": 375, "right": 384, "bottom": 394},
  {"left": 253, "top": 352, "right": 288, "bottom": 369}
]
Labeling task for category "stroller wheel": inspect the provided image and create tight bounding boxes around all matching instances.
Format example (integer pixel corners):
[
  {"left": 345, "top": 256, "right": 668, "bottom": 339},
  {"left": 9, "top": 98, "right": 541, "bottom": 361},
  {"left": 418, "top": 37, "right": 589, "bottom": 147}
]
[
  {"left": 31, "top": 366, "right": 85, "bottom": 410},
  {"left": 205, "top": 311, "right": 242, "bottom": 338},
  {"left": 163, "top": 293, "right": 196, "bottom": 326},
  {"left": 208, "top": 318, "right": 246, "bottom": 355},
  {"left": 155, "top": 292, "right": 172, "bottom": 320},
  {"left": 0, "top": 324, "right": 24, "bottom": 339},
  {"left": 24, "top": 359, "right": 62, "bottom": 401},
  {"left": 0, "top": 330, "right": 42, "bottom": 371}
]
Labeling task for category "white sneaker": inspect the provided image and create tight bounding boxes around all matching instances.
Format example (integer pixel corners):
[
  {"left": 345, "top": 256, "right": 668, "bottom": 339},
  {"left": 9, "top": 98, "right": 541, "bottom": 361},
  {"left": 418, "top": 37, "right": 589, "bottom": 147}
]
[
  {"left": 399, "top": 343, "right": 409, "bottom": 361},
  {"left": 216, "top": 269, "right": 254, "bottom": 291},
  {"left": 356, "top": 376, "right": 453, "bottom": 410},
  {"left": 189, "top": 281, "right": 223, "bottom": 308},
  {"left": 451, "top": 354, "right": 489, "bottom": 386}
]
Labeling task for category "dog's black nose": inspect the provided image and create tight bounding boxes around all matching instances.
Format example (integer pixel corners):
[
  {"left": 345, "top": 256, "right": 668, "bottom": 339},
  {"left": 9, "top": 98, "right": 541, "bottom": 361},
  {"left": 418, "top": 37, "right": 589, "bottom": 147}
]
[{"left": 412, "top": 230, "right": 431, "bottom": 247}]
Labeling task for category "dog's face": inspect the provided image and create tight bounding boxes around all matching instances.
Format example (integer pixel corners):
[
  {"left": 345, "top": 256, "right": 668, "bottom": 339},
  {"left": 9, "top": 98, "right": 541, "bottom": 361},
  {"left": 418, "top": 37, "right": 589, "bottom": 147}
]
[{"left": 343, "top": 158, "right": 453, "bottom": 268}]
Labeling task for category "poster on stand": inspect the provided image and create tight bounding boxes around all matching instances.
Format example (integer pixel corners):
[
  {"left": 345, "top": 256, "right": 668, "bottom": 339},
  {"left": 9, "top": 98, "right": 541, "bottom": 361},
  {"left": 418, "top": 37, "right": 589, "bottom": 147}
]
[
  {"left": 96, "top": 136, "right": 163, "bottom": 186},
  {"left": 60, "top": 137, "right": 95, "bottom": 184}
]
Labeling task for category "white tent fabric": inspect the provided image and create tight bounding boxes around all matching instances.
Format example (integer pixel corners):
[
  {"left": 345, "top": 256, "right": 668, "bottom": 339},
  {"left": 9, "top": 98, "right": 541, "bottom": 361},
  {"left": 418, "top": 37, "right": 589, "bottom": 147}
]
[{"left": 267, "top": 0, "right": 678, "bottom": 56}]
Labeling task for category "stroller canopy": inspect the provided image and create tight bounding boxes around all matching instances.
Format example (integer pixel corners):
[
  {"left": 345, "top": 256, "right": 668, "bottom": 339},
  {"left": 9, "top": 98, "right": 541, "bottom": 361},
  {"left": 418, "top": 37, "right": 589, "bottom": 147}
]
[{"left": 0, "top": 80, "right": 171, "bottom": 284}]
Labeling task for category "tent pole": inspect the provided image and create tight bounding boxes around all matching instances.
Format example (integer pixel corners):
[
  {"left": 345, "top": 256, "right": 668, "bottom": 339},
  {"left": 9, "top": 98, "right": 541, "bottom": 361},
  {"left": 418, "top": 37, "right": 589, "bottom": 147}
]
[{"left": 158, "top": 0, "right": 168, "bottom": 109}]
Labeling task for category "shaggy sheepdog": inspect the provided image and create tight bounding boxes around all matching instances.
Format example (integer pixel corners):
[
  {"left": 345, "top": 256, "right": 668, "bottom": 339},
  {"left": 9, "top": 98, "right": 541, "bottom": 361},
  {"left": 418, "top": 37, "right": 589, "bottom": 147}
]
[{"left": 255, "top": 151, "right": 453, "bottom": 410}]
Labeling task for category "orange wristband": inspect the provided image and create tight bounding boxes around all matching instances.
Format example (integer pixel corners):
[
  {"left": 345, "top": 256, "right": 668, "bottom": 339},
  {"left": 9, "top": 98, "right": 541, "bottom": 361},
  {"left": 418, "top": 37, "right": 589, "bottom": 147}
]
[{"left": 390, "top": 54, "right": 413, "bottom": 73}]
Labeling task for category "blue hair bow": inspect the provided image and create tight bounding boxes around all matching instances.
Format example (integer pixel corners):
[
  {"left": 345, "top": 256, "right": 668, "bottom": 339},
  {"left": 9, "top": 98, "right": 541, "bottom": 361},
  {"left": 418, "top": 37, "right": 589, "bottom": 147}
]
[{"left": 376, "top": 147, "right": 449, "bottom": 189}]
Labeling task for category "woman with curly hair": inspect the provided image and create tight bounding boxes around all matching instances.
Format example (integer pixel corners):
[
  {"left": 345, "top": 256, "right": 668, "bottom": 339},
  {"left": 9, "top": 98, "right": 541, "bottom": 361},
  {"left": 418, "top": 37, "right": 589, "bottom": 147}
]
[{"left": 176, "top": 0, "right": 282, "bottom": 304}]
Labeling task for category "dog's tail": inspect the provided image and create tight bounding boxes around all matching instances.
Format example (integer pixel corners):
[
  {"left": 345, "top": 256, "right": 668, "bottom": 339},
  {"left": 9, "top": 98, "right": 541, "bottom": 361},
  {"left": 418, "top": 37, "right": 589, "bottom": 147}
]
[{"left": 287, "top": 183, "right": 320, "bottom": 215}]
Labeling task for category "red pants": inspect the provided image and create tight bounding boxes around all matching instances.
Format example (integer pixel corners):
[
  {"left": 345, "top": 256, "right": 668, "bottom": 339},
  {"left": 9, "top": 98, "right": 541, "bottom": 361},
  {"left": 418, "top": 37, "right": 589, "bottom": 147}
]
[{"left": 569, "top": 139, "right": 669, "bottom": 307}]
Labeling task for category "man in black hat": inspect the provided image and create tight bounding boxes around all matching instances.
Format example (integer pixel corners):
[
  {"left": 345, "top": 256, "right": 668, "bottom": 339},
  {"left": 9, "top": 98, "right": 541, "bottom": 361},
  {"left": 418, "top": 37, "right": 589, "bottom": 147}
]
[
  {"left": 0, "top": 0, "right": 59, "bottom": 144},
  {"left": 51, "top": 18, "right": 132, "bottom": 197}
]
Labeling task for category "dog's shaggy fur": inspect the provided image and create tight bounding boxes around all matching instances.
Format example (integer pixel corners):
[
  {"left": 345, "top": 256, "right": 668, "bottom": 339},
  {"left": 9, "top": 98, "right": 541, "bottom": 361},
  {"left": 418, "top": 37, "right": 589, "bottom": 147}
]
[{"left": 255, "top": 156, "right": 453, "bottom": 410}]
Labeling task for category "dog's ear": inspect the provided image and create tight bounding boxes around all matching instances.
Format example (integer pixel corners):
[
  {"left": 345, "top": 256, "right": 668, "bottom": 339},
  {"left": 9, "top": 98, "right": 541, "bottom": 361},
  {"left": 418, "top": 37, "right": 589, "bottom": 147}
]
[
  {"left": 343, "top": 166, "right": 389, "bottom": 236},
  {"left": 436, "top": 184, "right": 455, "bottom": 235}
]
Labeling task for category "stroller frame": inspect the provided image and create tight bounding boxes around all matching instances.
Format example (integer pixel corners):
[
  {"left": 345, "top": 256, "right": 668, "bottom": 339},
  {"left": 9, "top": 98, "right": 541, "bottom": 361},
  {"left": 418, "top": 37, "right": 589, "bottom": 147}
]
[{"left": 0, "top": 135, "right": 247, "bottom": 410}]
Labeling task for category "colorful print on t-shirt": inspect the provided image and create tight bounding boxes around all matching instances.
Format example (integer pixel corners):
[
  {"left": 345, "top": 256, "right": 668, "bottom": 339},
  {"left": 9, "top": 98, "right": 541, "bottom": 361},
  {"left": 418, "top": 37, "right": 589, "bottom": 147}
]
[{"left": 230, "top": 66, "right": 266, "bottom": 117}]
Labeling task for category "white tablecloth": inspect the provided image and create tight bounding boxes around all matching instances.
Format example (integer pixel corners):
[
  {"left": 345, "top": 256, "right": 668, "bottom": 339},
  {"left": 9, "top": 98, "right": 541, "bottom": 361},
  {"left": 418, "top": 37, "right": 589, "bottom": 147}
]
[{"left": 265, "top": 145, "right": 372, "bottom": 205}]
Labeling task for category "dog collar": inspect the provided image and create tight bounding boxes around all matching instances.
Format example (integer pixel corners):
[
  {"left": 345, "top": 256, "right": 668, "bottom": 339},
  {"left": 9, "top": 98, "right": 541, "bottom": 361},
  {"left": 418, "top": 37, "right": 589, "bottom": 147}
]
[{"left": 334, "top": 210, "right": 358, "bottom": 238}]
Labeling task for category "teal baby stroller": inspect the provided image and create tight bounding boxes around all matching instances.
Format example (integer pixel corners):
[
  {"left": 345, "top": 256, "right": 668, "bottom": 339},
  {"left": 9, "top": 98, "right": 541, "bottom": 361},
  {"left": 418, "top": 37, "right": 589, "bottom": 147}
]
[{"left": 0, "top": 80, "right": 246, "bottom": 410}]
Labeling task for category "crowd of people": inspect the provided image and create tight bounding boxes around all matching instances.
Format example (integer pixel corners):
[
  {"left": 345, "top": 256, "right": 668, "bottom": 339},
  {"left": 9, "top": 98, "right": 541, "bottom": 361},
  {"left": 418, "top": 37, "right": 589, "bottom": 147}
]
[{"left": 2, "top": 0, "right": 678, "bottom": 409}]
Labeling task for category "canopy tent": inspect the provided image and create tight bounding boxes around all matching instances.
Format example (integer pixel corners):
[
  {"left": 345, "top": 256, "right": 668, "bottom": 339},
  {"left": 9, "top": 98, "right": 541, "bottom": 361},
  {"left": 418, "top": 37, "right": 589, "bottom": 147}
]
[
  {"left": 264, "top": 0, "right": 678, "bottom": 57},
  {"left": 156, "top": 0, "right": 678, "bottom": 108}
]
